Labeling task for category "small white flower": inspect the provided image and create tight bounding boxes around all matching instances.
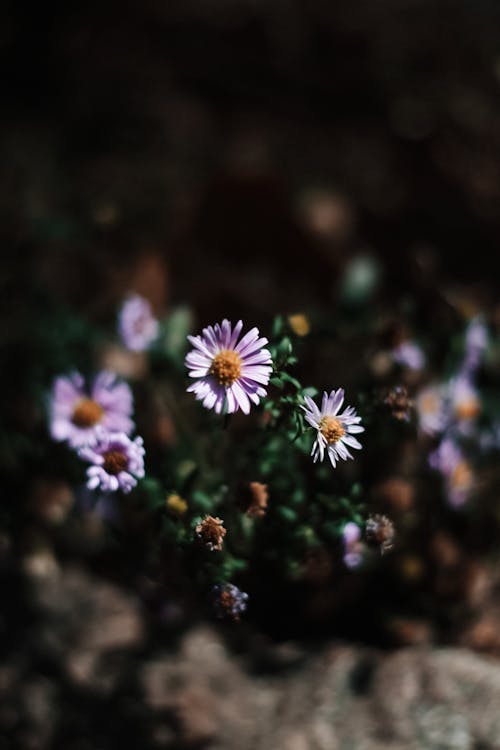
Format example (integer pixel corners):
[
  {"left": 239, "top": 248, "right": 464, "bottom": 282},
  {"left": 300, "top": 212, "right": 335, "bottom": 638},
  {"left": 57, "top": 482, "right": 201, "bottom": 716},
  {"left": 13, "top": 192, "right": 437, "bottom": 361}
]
[{"left": 301, "top": 388, "right": 364, "bottom": 468}]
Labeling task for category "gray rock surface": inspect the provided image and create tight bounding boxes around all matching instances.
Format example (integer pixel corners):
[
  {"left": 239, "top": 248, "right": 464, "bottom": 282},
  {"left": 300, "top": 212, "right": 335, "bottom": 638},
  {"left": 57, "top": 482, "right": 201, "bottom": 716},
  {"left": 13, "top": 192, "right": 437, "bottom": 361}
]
[
  {"left": 4, "top": 567, "right": 500, "bottom": 749},
  {"left": 142, "top": 629, "right": 500, "bottom": 750}
]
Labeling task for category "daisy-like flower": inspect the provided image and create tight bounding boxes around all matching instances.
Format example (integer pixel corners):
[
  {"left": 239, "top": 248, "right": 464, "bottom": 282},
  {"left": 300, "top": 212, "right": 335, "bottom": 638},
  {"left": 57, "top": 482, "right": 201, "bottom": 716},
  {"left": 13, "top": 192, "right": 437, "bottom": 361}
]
[
  {"left": 301, "top": 389, "right": 364, "bottom": 468},
  {"left": 79, "top": 430, "right": 145, "bottom": 493},
  {"left": 185, "top": 320, "right": 272, "bottom": 415},
  {"left": 50, "top": 371, "right": 134, "bottom": 448},
  {"left": 118, "top": 294, "right": 159, "bottom": 352}
]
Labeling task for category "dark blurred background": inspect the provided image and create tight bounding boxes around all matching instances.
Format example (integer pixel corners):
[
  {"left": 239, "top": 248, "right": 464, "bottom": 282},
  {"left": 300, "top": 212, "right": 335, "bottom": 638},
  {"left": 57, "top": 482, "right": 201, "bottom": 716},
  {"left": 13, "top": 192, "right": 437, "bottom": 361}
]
[
  {"left": 3, "top": 2, "right": 500, "bottom": 748},
  {"left": 3, "top": 0, "right": 500, "bottom": 323}
]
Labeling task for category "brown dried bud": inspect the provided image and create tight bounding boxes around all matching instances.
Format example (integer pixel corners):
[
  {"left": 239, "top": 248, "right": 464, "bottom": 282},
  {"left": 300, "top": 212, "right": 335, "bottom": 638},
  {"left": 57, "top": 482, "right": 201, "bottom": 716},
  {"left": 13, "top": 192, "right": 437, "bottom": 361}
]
[
  {"left": 240, "top": 482, "right": 269, "bottom": 519},
  {"left": 366, "top": 514, "right": 395, "bottom": 554},
  {"left": 195, "top": 516, "right": 226, "bottom": 551},
  {"left": 383, "top": 385, "right": 413, "bottom": 422}
]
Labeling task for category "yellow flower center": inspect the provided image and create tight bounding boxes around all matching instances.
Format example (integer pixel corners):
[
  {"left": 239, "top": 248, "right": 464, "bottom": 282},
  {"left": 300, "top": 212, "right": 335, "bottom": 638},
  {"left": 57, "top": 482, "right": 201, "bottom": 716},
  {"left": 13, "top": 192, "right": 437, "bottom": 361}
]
[
  {"left": 319, "top": 416, "right": 345, "bottom": 444},
  {"left": 71, "top": 398, "right": 104, "bottom": 428},
  {"left": 102, "top": 450, "right": 128, "bottom": 475},
  {"left": 210, "top": 349, "right": 242, "bottom": 386},
  {"left": 454, "top": 398, "right": 480, "bottom": 420}
]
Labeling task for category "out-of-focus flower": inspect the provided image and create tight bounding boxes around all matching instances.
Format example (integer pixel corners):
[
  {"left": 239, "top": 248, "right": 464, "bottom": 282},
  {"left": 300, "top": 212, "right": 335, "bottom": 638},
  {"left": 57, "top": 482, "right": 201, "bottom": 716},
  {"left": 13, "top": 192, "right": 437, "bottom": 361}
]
[
  {"left": 79, "top": 430, "right": 145, "bottom": 493},
  {"left": 375, "top": 477, "right": 415, "bottom": 512},
  {"left": 429, "top": 437, "right": 473, "bottom": 507},
  {"left": 392, "top": 340, "right": 426, "bottom": 371},
  {"left": 195, "top": 515, "right": 226, "bottom": 551},
  {"left": 288, "top": 313, "right": 310, "bottom": 337},
  {"left": 99, "top": 344, "right": 149, "bottom": 381},
  {"left": 31, "top": 479, "right": 74, "bottom": 524},
  {"left": 240, "top": 481, "right": 269, "bottom": 519},
  {"left": 415, "top": 383, "right": 447, "bottom": 435},
  {"left": 166, "top": 493, "right": 188, "bottom": 516},
  {"left": 449, "top": 373, "right": 481, "bottom": 423},
  {"left": 366, "top": 514, "right": 395, "bottom": 554},
  {"left": 50, "top": 372, "right": 134, "bottom": 448},
  {"left": 462, "top": 316, "right": 488, "bottom": 375},
  {"left": 342, "top": 522, "right": 364, "bottom": 569},
  {"left": 118, "top": 294, "right": 159, "bottom": 352},
  {"left": 447, "top": 460, "right": 474, "bottom": 507},
  {"left": 384, "top": 385, "right": 413, "bottom": 422},
  {"left": 300, "top": 189, "right": 354, "bottom": 241},
  {"left": 185, "top": 320, "right": 273, "bottom": 415},
  {"left": 212, "top": 583, "right": 248, "bottom": 620},
  {"left": 301, "top": 389, "right": 364, "bottom": 468},
  {"left": 429, "top": 437, "right": 462, "bottom": 474}
]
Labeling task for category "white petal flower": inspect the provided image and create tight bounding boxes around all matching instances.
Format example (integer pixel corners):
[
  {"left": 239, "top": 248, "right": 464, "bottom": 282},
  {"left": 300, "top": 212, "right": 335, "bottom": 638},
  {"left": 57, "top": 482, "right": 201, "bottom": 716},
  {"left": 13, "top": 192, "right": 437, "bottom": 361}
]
[{"left": 301, "top": 388, "right": 364, "bottom": 468}]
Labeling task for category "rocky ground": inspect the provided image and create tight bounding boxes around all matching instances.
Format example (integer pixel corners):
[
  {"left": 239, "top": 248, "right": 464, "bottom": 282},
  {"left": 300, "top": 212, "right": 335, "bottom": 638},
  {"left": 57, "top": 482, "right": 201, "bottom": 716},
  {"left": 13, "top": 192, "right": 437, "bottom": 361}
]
[{"left": 3, "top": 567, "right": 500, "bottom": 750}]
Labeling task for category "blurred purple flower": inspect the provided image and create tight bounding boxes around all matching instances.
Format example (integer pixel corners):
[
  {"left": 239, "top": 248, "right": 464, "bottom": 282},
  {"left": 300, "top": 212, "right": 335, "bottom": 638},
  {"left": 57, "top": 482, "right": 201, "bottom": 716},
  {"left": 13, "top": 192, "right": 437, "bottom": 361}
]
[
  {"left": 429, "top": 437, "right": 462, "bottom": 474},
  {"left": 50, "top": 371, "right": 134, "bottom": 448},
  {"left": 429, "top": 437, "right": 473, "bottom": 507},
  {"left": 185, "top": 319, "right": 272, "bottom": 415},
  {"left": 449, "top": 373, "right": 481, "bottom": 426},
  {"left": 118, "top": 294, "right": 159, "bottom": 352},
  {"left": 392, "top": 340, "right": 426, "bottom": 371},
  {"left": 301, "top": 389, "right": 364, "bottom": 468},
  {"left": 342, "top": 522, "right": 363, "bottom": 569},
  {"left": 462, "top": 317, "right": 488, "bottom": 375},
  {"left": 79, "top": 430, "right": 145, "bottom": 493}
]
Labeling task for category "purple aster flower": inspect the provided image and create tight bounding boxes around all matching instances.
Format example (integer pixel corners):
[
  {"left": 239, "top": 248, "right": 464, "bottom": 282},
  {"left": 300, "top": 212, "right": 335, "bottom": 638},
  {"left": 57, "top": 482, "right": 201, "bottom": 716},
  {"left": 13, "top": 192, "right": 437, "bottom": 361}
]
[
  {"left": 212, "top": 583, "right": 248, "bottom": 620},
  {"left": 392, "top": 340, "right": 426, "bottom": 371},
  {"left": 301, "top": 389, "right": 364, "bottom": 468},
  {"left": 429, "top": 437, "right": 473, "bottom": 507},
  {"left": 79, "top": 430, "right": 145, "bottom": 493},
  {"left": 50, "top": 371, "right": 134, "bottom": 448},
  {"left": 118, "top": 294, "right": 159, "bottom": 352},
  {"left": 185, "top": 320, "right": 273, "bottom": 415},
  {"left": 342, "top": 522, "right": 363, "bottom": 569},
  {"left": 462, "top": 316, "right": 488, "bottom": 375}
]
